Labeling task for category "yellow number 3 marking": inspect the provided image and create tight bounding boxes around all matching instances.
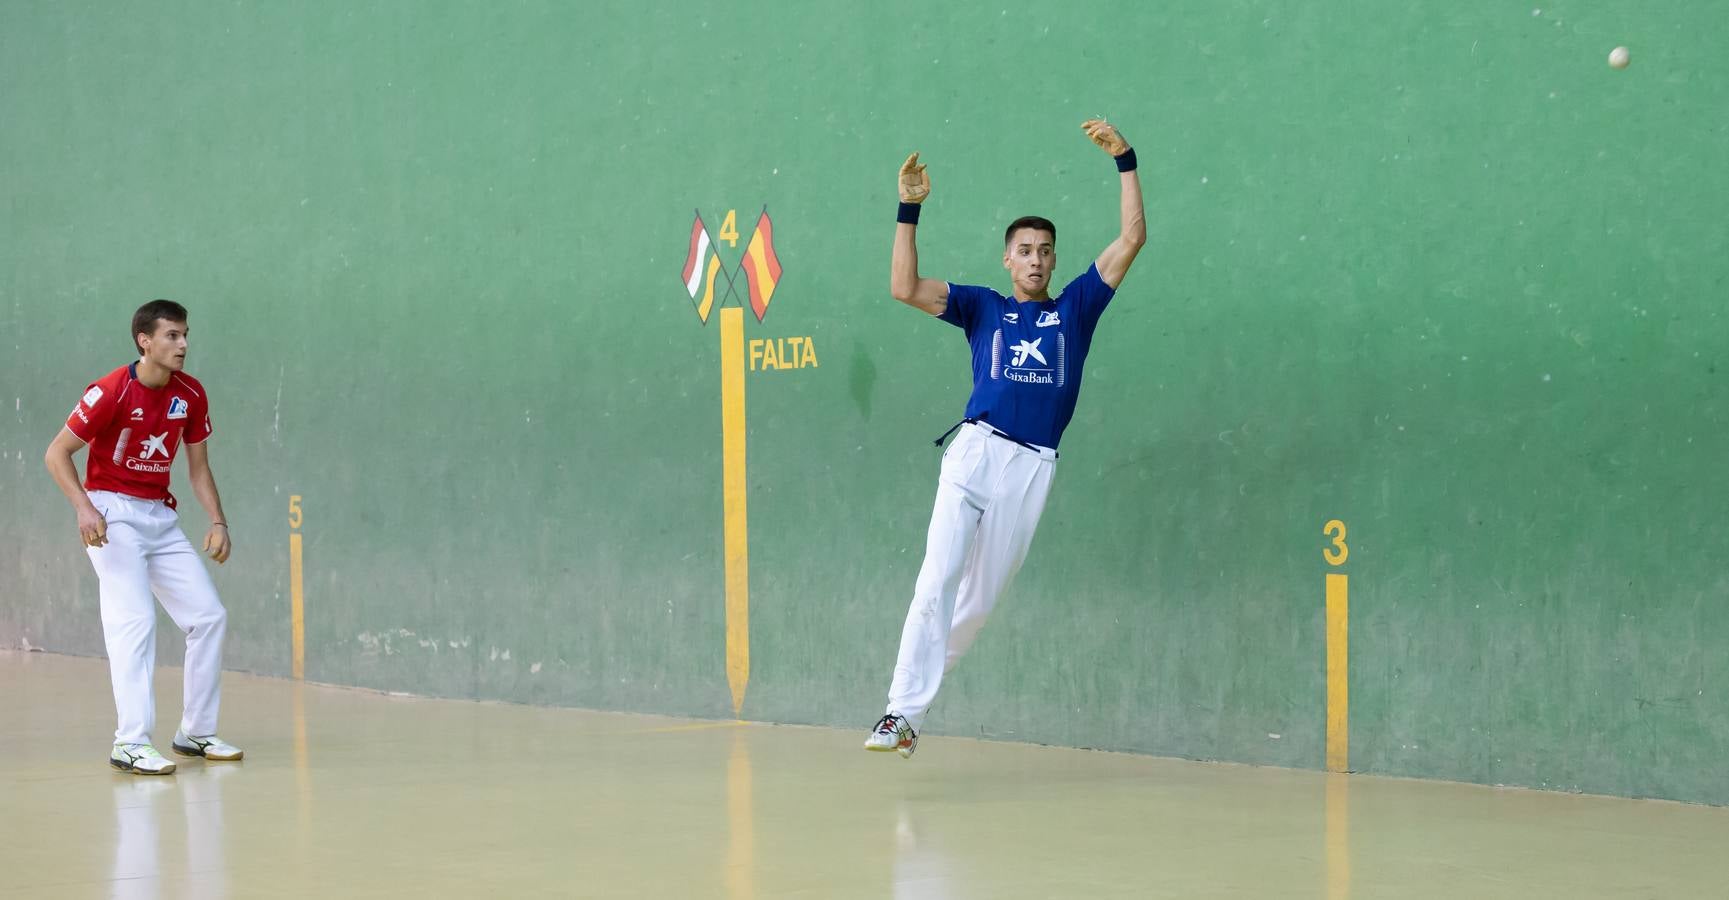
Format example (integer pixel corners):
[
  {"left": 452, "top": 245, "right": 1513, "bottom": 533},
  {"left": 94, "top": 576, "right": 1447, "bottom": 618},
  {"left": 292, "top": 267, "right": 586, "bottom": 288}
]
[{"left": 1323, "top": 519, "right": 1348, "bottom": 566}]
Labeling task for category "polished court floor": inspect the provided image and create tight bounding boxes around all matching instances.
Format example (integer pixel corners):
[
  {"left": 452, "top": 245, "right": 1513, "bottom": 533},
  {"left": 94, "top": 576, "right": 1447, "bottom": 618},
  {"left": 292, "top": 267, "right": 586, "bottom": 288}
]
[{"left": 4, "top": 651, "right": 1726, "bottom": 899}]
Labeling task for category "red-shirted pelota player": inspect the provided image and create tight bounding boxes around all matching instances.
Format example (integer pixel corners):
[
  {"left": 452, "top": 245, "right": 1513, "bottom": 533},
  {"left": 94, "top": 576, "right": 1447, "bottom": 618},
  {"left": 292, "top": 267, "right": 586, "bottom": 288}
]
[{"left": 44, "top": 300, "right": 245, "bottom": 774}]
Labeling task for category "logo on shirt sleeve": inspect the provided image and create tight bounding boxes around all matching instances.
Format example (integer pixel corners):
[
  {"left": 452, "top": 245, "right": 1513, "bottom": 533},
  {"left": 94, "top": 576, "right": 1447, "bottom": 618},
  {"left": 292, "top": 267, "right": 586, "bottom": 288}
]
[
  {"left": 82, "top": 386, "right": 103, "bottom": 407},
  {"left": 166, "top": 397, "right": 189, "bottom": 420}
]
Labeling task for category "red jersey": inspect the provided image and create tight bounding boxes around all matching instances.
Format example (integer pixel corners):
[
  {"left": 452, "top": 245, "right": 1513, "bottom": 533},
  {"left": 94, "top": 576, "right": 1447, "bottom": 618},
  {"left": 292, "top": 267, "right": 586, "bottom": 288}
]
[{"left": 65, "top": 363, "right": 213, "bottom": 502}]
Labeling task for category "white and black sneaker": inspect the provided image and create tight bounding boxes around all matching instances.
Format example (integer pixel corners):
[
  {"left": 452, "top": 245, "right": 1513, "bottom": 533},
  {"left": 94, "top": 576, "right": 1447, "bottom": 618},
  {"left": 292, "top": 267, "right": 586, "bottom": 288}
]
[
  {"left": 110, "top": 743, "right": 177, "bottom": 775},
  {"left": 172, "top": 730, "right": 244, "bottom": 761},
  {"left": 864, "top": 714, "right": 918, "bottom": 758}
]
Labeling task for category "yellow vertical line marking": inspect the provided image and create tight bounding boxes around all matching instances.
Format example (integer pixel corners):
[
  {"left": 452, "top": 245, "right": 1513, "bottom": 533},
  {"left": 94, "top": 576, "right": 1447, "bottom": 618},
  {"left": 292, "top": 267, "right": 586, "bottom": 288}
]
[
  {"left": 720, "top": 307, "right": 750, "bottom": 716},
  {"left": 725, "top": 728, "right": 755, "bottom": 899},
  {"left": 293, "top": 682, "right": 311, "bottom": 840},
  {"left": 290, "top": 532, "right": 305, "bottom": 681},
  {"left": 1325, "top": 773, "right": 1352, "bottom": 900},
  {"left": 292, "top": 683, "right": 309, "bottom": 775},
  {"left": 1326, "top": 572, "right": 1349, "bottom": 773}
]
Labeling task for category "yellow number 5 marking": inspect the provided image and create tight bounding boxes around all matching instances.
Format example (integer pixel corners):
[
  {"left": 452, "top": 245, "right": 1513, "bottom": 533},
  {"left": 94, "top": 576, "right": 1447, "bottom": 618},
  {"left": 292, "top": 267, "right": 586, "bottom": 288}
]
[{"left": 1323, "top": 519, "right": 1348, "bottom": 567}]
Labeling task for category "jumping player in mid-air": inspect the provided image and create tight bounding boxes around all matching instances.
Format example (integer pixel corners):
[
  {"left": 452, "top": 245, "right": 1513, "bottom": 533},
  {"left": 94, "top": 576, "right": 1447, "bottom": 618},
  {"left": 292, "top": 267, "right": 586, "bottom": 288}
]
[
  {"left": 866, "top": 119, "right": 1146, "bottom": 758},
  {"left": 45, "top": 299, "right": 244, "bottom": 774}
]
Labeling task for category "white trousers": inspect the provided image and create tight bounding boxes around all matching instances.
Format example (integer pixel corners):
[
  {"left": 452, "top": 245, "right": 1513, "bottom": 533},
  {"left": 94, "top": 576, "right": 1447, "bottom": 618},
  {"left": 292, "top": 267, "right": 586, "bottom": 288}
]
[
  {"left": 887, "top": 422, "right": 1056, "bottom": 731},
  {"left": 85, "top": 490, "right": 228, "bottom": 745}
]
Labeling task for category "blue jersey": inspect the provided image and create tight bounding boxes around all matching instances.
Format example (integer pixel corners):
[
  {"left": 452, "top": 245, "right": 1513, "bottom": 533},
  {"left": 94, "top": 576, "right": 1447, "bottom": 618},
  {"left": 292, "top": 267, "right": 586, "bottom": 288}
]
[{"left": 939, "top": 264, "right": 1116, "bottom": 449}]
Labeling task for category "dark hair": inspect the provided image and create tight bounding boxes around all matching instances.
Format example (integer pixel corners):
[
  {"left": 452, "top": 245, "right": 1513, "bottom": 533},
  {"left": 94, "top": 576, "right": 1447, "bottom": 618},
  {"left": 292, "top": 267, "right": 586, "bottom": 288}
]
[
  {"left": 132, "top": 299, "right": 188, "bottom": 354},
  {"left": 1003, "top": 216, "right": 1057, "bottom": 247}
]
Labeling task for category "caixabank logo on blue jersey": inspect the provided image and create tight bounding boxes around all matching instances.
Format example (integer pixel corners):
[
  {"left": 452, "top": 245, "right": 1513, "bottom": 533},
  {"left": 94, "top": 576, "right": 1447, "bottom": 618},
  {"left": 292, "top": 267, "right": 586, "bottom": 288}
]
[{"left": 990, "top": 330, "right": 1065, "bottom": 387}]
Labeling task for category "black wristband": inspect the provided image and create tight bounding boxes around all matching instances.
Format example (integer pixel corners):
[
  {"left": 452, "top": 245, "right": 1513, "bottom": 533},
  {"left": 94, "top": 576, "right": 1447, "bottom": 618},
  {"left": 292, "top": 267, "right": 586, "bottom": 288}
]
[
  {"left": 897, "top": 202, "right": 922, "bottom": 225},
  {"left": 1114, "top": 148, "right": 1138, "bottom": 173}
]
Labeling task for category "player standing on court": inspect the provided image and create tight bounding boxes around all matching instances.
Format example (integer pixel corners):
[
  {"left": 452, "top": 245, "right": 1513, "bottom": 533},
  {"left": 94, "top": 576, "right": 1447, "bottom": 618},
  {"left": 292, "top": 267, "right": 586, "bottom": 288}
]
[
  {"left": 866, "top": 120, "right": 1146, "bottom": 758},
  {"left": 45, "top": 300, "right": 244, "bottom": 774}
]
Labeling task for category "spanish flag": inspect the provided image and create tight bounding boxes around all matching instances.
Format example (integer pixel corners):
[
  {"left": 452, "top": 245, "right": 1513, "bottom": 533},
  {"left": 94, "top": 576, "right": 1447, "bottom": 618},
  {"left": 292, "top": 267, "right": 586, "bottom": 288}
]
[
  {"left": 738, "top": 210, "right": 783, "bottom": 322},
  {"left": 681, "top": 212, "right": 724, "bottom": 324}
]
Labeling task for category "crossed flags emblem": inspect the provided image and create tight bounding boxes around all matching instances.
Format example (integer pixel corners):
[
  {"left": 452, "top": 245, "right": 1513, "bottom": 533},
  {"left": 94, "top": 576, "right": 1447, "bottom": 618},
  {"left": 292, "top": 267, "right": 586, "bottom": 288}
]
[{"left": 679, "top": 208, "right": 783, "bottom": 324}]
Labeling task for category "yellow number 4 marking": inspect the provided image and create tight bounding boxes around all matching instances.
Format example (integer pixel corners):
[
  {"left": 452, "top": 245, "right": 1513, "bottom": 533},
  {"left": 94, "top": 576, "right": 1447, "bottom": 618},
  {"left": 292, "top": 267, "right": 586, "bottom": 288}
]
[
  {"left": 718, "top": 209, "right": 740, "bottom": 248},
  {"left": 1323, "top": 519, "right": 1348, "bottom": 567}
]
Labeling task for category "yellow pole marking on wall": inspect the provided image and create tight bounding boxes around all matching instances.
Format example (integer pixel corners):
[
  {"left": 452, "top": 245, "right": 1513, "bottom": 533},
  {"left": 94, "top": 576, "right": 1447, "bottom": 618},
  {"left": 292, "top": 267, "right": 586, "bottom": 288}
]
[
  {"left": 720, "top": 307, "right": 750, "bottom": 716},
  {"left": 290, "top": 495, "right": 305, "bottom": 681},
  {"left": 1323, "top": 519, "right": 1349, "bottom": 773},
  {"left": 1322, "top": 520, "right": 1352, "bottom": 896},
  {"left": 1325, "top": 773, "right": 1352, "bottom": 900},
  {"left": 1325, "top": 572, "right": 1349, "bottom": 772}
]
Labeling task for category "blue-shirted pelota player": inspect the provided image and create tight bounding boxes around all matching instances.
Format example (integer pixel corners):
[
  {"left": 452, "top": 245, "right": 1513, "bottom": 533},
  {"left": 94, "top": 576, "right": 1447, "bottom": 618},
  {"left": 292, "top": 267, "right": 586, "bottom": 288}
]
[{"left": 866, "top": 119, "right": 1146, "bottom": 758}]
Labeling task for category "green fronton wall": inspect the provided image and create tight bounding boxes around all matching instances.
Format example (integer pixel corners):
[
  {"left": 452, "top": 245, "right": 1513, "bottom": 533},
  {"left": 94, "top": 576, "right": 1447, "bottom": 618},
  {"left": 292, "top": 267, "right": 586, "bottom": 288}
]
[{"left": 3, "top": 1, "right": 1725, "bottom": 804}]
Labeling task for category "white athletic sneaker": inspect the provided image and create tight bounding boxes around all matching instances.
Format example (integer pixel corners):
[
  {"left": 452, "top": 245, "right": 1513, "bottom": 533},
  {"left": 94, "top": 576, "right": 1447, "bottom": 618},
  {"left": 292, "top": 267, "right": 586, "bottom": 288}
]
[
  {"left": 110, "top": 743, "right": 177, "bottom": 775},
  {"left": 864, "top": 714, "right": 918, "bottom": 758},
  {"left": 172, "top": 730, "right": 244, "bottom": 761}
]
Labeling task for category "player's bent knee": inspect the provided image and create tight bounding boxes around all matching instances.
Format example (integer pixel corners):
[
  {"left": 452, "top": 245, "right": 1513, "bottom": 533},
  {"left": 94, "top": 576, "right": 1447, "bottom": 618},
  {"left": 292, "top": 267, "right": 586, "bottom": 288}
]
[
  {"left": 181, "top": 602, "right": 227, "bottom": 635},
  {"left": 102, "top": 611, "right": 157, "bottom": 639}
]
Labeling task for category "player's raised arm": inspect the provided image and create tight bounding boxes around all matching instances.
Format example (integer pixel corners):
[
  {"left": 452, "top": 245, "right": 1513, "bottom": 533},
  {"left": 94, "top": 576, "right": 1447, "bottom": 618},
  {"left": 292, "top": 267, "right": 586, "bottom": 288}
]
[
  {"left": 1083, "top": 119, "right": 1146, "bottom": 289},
  {"left": 889, "top": 152, "right": 950, "bottom": 317}
]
